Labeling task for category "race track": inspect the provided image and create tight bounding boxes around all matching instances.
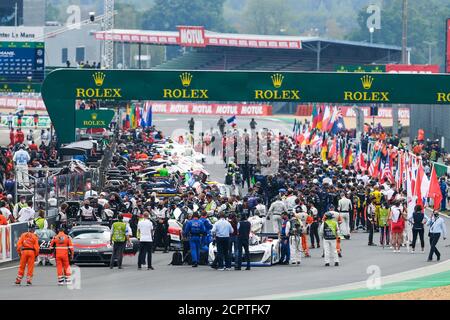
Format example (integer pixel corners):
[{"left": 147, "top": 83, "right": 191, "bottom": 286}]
[{"left": 0, "top": 115, "right": 448, "bottom": 299}]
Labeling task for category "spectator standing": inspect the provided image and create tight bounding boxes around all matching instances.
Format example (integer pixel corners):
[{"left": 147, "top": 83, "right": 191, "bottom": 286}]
[
  {"left": 211, "top": 212, "right": 234, "bottom": 271},
  {"left": 137, "top": 211, "right": 154, "bottom": 270},
  {"left": 427, "top": 211, "right": 447, "bottom": 262},
  {"left": 236, "top": 214, "right": 251, "bottom": 270}
]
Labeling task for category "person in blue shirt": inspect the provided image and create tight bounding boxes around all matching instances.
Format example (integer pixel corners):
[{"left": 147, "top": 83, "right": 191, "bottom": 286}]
[
  {"left": 199, "top": 210, "right": 213, "bottom": 252},
  {"left": 184, "top": 212, "right": 206, "bottom": 267}
]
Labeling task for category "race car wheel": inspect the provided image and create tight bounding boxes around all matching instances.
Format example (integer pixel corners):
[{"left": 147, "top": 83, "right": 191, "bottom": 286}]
[{"left": 270, "top": 245, "right": 274, "bottom": 266}]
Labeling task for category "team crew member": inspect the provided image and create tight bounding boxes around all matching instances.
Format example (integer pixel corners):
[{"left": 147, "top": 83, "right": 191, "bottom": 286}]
[
  {"left": 35, "top": 210, "right": 52, "bottom": 266},
  {"left": 309, "top": 204, "right": 320, "bottom": 248},
  {"left": 410, "top": 205, "right": 426, "bottom": 253},
  {"left": 294, "top": 207, "right": 310, "bottom": 257},
  {"left": 184, "top": 212, "right": 206, "bottom": 267},
  {"left": 79, "top": 200, "right": 96, "bottom": 221},
  {"left": 366, "top": 198, "right": 376, "bottom": 246},
  {"left": 268, "top": 196, "right": 287, "bottom": 234},
  {"left": 50, "top": 228, "right": 74, "bottom": 285},
  {"left": 211, "top": 212, "right": 234, "bottom": 271},
  {"left": 279, "top": 212, "right": 291, "bottom": 264},
  {"left": 137, "top": 211, "right": 154, "bottom": 270},
  {"left": 427, "top": 211, "right": 447, "bottom": 262},
  {"left": 109, "top": 214, "right": 130, "bottom": 269},
  {"left": 236, "top": 214, "right": 251, "bottom": 270},
  {"left": 338, "top": 193, "right": 352, "bottom": 239},
  {"left": 320, "top": 211, "right": 340, "bottom": 266},
  {"left": 289, "top": 213, "right": 303, "bottom": 265},
  {"left": 15, "top": 223, "right": 40, "bottom": 286}
]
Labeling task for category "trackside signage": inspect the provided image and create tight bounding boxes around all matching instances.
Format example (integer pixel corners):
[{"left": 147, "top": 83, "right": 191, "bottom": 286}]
[
  {"left": 41, "top": 69, "right": 450, "bottom": 143},
  {"left": 177, "top": 26, "right": 206, "bottom": 47}
]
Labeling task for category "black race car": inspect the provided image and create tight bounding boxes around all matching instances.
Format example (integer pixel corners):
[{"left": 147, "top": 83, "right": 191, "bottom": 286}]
[
  {"left": 69, "top": 224, "right": 139, "bottom": 266},
  {"left": 36, "top": 229, "right": 57, "bottom": 257}
]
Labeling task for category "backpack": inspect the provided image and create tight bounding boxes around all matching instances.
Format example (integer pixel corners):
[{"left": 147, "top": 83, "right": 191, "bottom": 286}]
[
  {"left": 170, "top": 251, "right": 183, "bottom": 266},
  {"left": 225, "top": 173, "right": 233, "bottom": 185},
  {"left": 323, "top": 222, "right": 336, "bottom": 240},
  {"left": 290, "top": 218, "right": 302, "bottom": 235}
]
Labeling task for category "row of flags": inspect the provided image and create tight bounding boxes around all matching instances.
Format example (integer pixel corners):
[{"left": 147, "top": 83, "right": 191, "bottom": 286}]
[
  {"left": 292, "top": 106, "right": 444, "bottom": 211},
  {"left": 123, "top": 103, "right": 153, "bottom": 130}
]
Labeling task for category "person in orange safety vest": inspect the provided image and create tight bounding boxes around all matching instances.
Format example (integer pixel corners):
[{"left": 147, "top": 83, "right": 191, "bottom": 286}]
[
  {"left": 15, "top": 223, "right": 40, "bottom": 286},
  {"left": 50, "top": 227, "right": 74, "bottom": 285}
]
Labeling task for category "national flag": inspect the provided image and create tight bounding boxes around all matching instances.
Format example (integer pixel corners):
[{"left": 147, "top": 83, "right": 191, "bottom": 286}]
[
  {"left": 227, "top": 115, "right": 237, "bottom": 128},
  {"left": 130, "top": 104, "right": 136, "bottom": 129},
  {"left": 428, "top": 165, "right": 443, "bottom": 210},
  {"left": 311, "top": 104, "right": 318, "bottom": 128},
  {"left": 331, "top": 116, "right": 346, "bottom": 135},
  {"left": 343, "top": 145, "right": 352, "bottom": 169},
  {"left": 326, "top": 106, "right": 337, "bottom": 132},
  {"left": 321, "top": 135, "right": 328, "bottom": 162},
  {"left": 368, "top": 151, "right": 381, "bottom": 178},
  {"left": 328, "top": 137, "right": 337, "bottom": 160},
  {"left": 146, "top": 105, "right": 152, "bottom": 127},
  {"left": 316, "top": 105, "right": 324, "bottom": 130},
  {"left": 381, "top": 159, "right": 395, "bottom": 184},
  {"left": 321, "top": 106, "right": 331, "bottom": 132},
  {"left": 358, "top": 145, "right": 367, "bottom": 171}
]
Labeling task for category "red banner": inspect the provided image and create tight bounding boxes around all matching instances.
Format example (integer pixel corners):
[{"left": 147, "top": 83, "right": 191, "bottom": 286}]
[
  {"left": 447, "top": 19, "right": 450, "bottom": 73},
  {"left": 147, "top": 102, "right": 272, "bottom": 116},
  {"left": 385, "top": 64, "right": 440, "bottom": 73},
  {"left": 177, "top": 26, "right": 206, "bottom": 47}
]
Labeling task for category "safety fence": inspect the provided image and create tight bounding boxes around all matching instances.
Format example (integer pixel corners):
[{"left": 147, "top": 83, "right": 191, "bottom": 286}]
[{"left": 0, "top": 215, "right": 58, "bottom": 264}]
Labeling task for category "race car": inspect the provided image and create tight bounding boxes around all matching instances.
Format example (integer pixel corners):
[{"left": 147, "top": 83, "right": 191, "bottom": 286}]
[
  {"left": 36, "top": 229, "right": 57, "bottom": 258},
  {"left": 208, "top": 233, "right": 281, "bottom": 266},
  {"left": 69, "top": 224, "right": 139, "bottom": 265},
  {"left": 152, "top": 219, "right": 183, "bottom": 251}
]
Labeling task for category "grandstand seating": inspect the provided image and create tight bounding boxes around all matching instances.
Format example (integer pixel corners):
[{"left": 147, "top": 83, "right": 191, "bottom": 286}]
[{"left": 153, "top": 43, "right": 400, "bottom": 72}]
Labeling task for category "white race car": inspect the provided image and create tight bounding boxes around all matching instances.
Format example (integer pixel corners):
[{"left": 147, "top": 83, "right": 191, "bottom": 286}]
[{"left": 208, "top": 232, "right": 281, "bottom": 266}]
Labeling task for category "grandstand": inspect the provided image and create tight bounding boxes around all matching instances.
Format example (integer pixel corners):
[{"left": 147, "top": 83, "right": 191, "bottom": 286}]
[{"left": 95, "top": 27, "right": 403, "bottom": 72}]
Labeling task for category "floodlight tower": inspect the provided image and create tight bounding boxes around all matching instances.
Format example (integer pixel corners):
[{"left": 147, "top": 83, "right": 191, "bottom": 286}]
[{"left": 103, "top": 0, "right": 115, "bottom": 69}]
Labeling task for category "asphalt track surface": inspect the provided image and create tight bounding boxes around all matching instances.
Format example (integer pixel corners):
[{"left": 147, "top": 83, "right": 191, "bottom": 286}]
[{"left": 0, "top": 115, "right": 449, "bottom": 299}]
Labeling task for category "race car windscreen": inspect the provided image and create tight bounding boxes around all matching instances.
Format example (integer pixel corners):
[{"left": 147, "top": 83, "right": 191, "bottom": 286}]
[{"left": 71, "top": 230, "right": 111, "bottom": 241}]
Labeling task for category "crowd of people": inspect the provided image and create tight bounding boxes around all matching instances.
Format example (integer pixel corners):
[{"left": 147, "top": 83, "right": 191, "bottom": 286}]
[{"left": 1, "top": 116, "right": 448, "bottom": 286}]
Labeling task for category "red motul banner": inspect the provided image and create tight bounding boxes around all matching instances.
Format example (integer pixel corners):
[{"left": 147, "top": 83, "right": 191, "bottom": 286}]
[
  {"left": 146, "top": 102, "right": 272, "bottom": 116},
  {"left": 385, "top": 64, "right": 440, "bottom": 73},
  {"left": 447, "top": 19, "right": 450, "bottom": 73},
  {"left": 177, "top": 26, "right": 206, "bottom": 47}
]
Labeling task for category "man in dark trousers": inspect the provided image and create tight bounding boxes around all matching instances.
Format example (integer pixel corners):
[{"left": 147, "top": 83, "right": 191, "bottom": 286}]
[
  {"left": 110, "top": 214, "right": 130, "bottom": 269},
  {"left": 236, "top": 214, "right": 251, "bottom": 270}
]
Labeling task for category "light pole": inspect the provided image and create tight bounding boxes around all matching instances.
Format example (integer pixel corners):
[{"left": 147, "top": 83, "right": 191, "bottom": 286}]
[
  {"left": 424, "top": 41, "right": 436, "bottom": 65},
  {"left": 369, "top": 27, "right": 375, "bottom": 44}
]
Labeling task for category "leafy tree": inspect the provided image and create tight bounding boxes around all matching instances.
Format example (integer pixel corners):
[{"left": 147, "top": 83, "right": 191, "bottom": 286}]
[
  {"left": 348, "top": 0, "right": 450, "bottom": 68},
  {"left": 141, "top": 0, "right": 228, "bottom": 31}
]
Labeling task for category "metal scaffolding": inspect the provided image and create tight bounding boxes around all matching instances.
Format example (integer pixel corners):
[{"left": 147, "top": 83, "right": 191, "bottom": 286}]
[{"left": 103, "top": 0, "right": 115, "bottom": 69}]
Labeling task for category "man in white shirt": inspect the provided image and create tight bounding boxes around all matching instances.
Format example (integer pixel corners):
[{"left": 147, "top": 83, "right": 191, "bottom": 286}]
[
  {"left": 338, "top": 193, "right": 352, "bottom": 239},
  {"left": 0, "top": 201, "right": 14, "bottom": 223},
  {"left": 13, "top": 146, "right": 30, "bottom": 187},
  {"left": 17, "top": 200, "right": 35, "bottom": 223},
  {"left": 137, "top": 211, "right": 154, "bottom": 270}
]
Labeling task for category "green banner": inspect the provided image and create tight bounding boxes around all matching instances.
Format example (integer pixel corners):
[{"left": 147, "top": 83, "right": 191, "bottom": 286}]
[
  {"left": 335, "top": 65, "right": 385, "bottom": 73},
  {"left": 0, "top": 41, "right": 45, "bottom": 49},
  {"left": 433, "top": 162, "right": 450, "bottom": 178},
  {"left": 0, "top": 82, "right": 41, "bottom": 93},
  {"left": 0, "top": 115, "right": 51, "bottom": 128},
  {"left": 41, "top": 69, "right": 450, "bottom": 143},
  {"left": 75, "top": 110, "right": 114, "bottom": 128}
]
